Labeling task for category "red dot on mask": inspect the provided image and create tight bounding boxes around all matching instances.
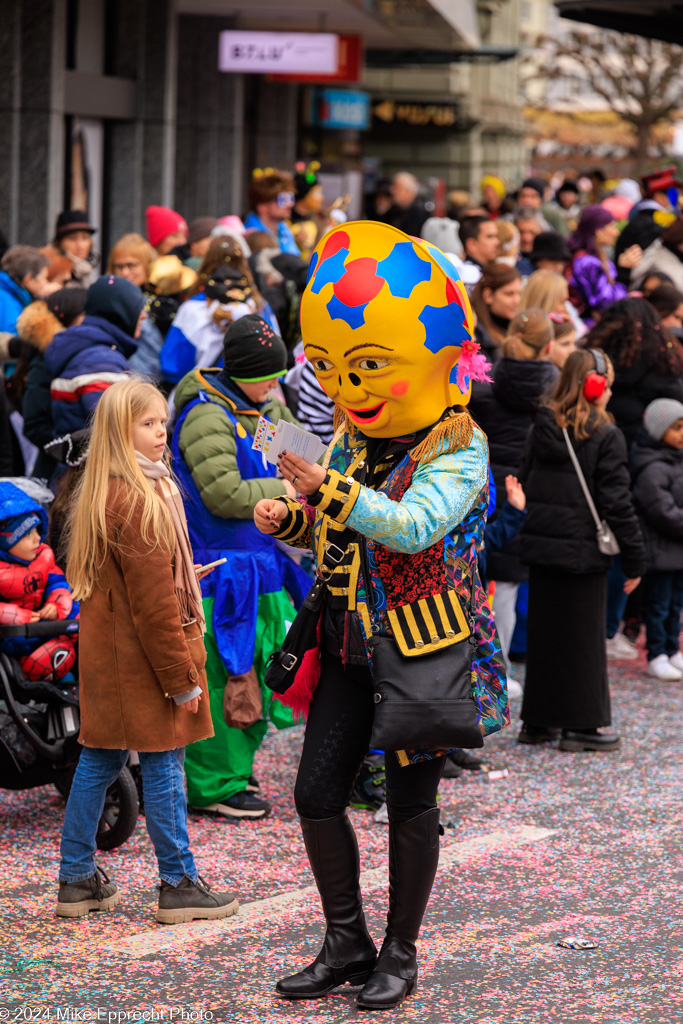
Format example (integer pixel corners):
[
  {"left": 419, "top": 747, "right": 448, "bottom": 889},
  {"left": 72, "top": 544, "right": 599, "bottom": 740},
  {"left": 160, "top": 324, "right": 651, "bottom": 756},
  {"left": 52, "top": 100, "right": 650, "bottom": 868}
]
[
  {"left": 390, "top": 379, "right": 410, "bottom": 397},
  {"left": 446, "top": 278, "right": 466, "bottom": 310},
  {"left": 320, "top": 230, "right": 350, "bottom": 263},
  {"left": 333, "top": 258, "right": 382, "bottom": 307}
]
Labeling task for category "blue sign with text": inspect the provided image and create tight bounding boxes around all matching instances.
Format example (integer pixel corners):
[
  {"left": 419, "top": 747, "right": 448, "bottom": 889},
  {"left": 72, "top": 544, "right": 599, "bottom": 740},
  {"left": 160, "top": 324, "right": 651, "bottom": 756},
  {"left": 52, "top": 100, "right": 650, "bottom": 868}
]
[{"left": 314, "top": 89, "right": 370, "bottom": 130}]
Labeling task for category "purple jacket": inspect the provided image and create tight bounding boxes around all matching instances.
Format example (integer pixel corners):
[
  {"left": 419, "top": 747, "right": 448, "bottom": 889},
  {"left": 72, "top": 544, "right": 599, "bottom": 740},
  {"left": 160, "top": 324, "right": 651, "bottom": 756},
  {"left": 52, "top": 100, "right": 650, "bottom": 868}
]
[{"left": 569, "top": 253, "right": 628, "bottom": 323}]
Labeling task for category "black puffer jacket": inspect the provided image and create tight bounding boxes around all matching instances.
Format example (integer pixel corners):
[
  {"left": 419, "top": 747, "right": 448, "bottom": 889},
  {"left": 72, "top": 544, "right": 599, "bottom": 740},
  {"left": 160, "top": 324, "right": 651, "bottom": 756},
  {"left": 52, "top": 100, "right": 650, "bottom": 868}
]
[
  {"left": 469, "top": 357, "right": 559, "bottom": 581},
  {"left": 475, "top": 321, "right": 500, "bottom": 365},
  {"left": 630, "top": 430, "right": 683, "bottom": 571},
  {"left": 608, "top": 359, "right": 683, "bottom": 449},
  {"left": 520, "top": 407, "right": 645, "bottom": 577}
]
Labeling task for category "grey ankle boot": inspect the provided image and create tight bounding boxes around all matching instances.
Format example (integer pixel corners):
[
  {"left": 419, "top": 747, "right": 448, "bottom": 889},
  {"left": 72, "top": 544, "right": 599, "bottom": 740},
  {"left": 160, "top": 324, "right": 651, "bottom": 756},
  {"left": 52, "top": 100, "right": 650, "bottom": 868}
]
[{"left": 56, "top": 865, "right": 121, "bottom": 918}]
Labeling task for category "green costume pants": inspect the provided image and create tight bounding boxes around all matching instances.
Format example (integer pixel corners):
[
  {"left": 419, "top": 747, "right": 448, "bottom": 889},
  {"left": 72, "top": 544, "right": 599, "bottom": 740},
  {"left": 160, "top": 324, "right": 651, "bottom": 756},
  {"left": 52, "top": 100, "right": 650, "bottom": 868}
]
[{"left": 184, "top": 593, "right": 296, "bottom": 807}]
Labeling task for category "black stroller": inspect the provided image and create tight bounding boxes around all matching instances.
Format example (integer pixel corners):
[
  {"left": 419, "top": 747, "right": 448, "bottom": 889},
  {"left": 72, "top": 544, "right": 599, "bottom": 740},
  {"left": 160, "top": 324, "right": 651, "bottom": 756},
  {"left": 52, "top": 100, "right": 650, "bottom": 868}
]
[{"left": 0, "top": 618, "right": 139, "bottom": 850}]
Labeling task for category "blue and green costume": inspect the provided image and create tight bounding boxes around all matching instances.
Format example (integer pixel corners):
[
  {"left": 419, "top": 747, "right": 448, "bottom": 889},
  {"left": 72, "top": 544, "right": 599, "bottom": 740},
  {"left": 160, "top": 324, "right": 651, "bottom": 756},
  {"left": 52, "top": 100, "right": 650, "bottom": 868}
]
[{"left": 172, "top": 368, "right": 311, "bottom": 806}]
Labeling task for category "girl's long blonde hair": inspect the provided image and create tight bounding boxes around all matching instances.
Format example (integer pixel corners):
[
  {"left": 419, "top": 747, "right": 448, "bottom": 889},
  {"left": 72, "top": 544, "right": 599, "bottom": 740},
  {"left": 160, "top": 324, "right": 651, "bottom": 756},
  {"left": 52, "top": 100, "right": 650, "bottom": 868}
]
[
  {"left": 66, "top": 378, "right": 175, "bottom": 600},
  {"left": 520, "top": 269, "right": 568, "bottom": 315}
]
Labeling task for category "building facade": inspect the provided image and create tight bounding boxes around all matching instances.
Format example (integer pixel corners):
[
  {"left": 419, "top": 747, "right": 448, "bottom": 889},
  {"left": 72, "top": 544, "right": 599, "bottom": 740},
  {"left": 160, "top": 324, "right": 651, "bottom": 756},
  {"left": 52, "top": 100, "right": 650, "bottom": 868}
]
[{"left": 0, "top": 0, "right": 526, "bottom": 254}]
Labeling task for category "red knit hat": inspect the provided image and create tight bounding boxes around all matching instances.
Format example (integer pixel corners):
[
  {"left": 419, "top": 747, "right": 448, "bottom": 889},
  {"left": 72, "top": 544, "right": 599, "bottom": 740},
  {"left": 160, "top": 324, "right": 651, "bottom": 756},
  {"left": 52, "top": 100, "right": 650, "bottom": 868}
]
[{"left": 145, "top": 206, "right": 188, "bottom": 248}]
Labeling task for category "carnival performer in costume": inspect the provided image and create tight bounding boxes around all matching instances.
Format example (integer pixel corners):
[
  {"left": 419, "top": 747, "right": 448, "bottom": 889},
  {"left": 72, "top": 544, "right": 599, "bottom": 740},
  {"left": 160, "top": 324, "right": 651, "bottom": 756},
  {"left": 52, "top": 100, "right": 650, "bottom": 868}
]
[
  {"left": 254, "top": 221, "right": 508, "bottom": 1009},
  {"left": 173, "top": 314, "right": 311, "bottom": 818}
]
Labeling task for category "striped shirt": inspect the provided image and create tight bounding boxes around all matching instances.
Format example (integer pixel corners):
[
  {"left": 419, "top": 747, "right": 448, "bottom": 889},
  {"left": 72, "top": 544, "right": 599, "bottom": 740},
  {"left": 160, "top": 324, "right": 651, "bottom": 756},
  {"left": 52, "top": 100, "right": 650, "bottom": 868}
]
[{"left": 296, "top": 359, "right": 335, "bottom": 444}]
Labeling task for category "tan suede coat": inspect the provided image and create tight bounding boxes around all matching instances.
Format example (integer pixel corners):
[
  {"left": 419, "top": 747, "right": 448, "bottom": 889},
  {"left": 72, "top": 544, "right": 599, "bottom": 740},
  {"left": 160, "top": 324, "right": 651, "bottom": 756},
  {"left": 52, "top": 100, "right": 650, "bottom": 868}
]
[{"left": 77, "top": 481, "right": 213, "bottom": 751}]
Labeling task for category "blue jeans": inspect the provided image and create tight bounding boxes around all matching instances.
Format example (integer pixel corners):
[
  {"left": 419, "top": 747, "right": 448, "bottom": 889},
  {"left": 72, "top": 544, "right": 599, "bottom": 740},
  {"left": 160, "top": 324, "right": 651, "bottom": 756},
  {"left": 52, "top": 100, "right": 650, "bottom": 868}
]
[
  {"left": 645, "top": 570, "right": 683, "bottom": 661},
  {"left": 606, "top": 554, "right": 628, "bottom": 639},
  {"left": 59, "top": 747, "right": 198, "bottom": 885}
]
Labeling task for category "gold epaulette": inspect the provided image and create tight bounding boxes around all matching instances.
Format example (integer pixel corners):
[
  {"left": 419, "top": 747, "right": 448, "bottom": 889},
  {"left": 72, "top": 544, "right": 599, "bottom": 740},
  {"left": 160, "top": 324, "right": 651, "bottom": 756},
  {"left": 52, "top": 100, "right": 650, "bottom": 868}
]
[{"left": 409, "top": 410, "right": 473, "bottom": 465}]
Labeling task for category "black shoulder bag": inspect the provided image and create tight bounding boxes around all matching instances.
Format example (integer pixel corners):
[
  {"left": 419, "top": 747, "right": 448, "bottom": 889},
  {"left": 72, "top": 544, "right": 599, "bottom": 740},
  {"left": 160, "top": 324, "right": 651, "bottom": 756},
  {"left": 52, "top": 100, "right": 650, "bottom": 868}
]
[{"left": 359, "top": 534, "right": 484, "bottom": 752}]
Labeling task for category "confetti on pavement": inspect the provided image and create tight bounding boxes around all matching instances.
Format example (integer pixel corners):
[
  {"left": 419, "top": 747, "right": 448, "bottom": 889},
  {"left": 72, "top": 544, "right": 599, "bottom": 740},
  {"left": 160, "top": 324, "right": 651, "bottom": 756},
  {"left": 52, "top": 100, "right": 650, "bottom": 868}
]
[{"left": 1, "top": 651, "right": 682, "bottom": 1023}]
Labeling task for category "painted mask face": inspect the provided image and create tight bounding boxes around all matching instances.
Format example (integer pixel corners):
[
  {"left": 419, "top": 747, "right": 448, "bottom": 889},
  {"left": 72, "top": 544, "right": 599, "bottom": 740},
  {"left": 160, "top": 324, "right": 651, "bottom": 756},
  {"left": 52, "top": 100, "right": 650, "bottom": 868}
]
[{"left": 300, "top": 221, "right": 476, "bottom": 438}]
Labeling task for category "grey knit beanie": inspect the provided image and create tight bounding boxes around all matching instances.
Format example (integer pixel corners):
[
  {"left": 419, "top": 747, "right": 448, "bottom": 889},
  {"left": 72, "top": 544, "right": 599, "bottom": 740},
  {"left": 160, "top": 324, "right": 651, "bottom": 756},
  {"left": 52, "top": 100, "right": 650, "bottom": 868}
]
[{"left": 643, "top": 398, "right": 683, "bottom": 441}]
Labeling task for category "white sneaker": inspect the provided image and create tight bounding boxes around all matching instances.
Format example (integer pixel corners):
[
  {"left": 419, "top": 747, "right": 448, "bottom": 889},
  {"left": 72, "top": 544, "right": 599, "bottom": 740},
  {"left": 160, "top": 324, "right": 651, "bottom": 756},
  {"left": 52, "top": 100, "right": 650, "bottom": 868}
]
[
  {"left": 669, "top": 651, "right": 683, "bottom": 673},
  {"left": 606, "top": 633, "right": 638, "bottom": 660},
  {"left": 646, "top": 653, "right": 683, "bottom": 680},
  {"left": 507, "top": 677, "right": 523, "bottom": 698}
]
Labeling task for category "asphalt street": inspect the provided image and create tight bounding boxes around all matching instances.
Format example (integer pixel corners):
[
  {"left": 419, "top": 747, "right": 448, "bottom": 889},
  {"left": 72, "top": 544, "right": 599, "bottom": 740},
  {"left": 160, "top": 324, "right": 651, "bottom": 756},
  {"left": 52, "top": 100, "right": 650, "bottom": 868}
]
[{"left": 1, "top": 648, "right": 682, "bottom": 1024}]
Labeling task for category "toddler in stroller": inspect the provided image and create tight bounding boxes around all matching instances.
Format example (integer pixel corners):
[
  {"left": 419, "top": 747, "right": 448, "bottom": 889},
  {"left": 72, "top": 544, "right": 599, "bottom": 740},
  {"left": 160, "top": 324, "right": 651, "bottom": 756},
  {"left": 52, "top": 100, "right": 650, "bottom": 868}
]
[
  {"left": 0, "top": 481, "right": 78, "bottom": 678},
  {"left": 0, "top": 479, "right": 138, "bottom": 853}
]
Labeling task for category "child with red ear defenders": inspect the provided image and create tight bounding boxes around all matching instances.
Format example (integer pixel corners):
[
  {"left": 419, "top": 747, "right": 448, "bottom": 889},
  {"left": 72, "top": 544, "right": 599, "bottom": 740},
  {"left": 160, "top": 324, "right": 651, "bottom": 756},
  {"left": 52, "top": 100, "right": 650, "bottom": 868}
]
[
  {"left": 583, "top": 347, "right": 610, "bottom": 402},
  {"left": 518, "top": 348, "right": 646, "bottom": 752}
]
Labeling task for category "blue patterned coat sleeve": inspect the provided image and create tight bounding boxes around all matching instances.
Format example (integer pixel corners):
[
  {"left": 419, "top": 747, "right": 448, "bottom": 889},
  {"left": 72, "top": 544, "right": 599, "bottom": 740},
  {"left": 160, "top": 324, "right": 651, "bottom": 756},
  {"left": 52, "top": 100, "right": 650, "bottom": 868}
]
[{"left": 344, "top": 430, "right": 488, "bottom": 554}]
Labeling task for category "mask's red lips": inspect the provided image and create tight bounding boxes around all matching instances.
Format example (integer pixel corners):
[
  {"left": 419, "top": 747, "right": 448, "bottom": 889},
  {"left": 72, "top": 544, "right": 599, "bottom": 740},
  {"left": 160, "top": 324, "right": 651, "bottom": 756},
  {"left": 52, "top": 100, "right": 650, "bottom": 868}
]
[{"left": 346, "top": 403, "right": 386, "bottom": 425}]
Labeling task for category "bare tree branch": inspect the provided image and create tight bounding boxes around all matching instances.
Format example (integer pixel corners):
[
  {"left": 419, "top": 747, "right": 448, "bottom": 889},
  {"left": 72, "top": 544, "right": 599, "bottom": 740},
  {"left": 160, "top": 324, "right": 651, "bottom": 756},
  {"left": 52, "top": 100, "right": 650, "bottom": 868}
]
[{"left": 522, "top": 28, "right": 683, "bottom": 163}]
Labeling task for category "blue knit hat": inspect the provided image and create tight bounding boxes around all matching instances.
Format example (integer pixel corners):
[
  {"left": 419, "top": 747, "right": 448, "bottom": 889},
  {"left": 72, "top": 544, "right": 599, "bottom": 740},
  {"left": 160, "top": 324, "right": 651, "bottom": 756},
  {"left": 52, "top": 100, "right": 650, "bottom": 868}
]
[
  {"left": 0, "top": 482, "right": 48, "bottom": 551},
  {"left": 85, "top": 274, "right": 145, "bottom": 336}
]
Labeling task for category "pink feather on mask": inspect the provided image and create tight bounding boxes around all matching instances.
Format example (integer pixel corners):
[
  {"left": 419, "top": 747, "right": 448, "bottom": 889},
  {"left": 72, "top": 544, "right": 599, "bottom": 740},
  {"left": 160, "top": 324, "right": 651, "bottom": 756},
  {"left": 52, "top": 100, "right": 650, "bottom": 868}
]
[{"left": 455, "top": 338, "right": 493, "bottom": 392}]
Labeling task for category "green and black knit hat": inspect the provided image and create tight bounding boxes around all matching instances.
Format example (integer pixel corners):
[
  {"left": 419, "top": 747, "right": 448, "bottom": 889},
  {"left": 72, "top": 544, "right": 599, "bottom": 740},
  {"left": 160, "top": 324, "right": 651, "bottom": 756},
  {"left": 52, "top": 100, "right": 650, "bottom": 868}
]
[{"left": 223, "top": 314, "right": 288, "bottom": 382}]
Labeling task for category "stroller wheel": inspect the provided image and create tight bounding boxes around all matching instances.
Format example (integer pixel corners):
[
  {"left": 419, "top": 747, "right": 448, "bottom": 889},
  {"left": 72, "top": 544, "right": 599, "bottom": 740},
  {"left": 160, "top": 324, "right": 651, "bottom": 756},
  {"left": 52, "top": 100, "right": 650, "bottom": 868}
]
[
  {"left": 96, "top": 766, "right": 139, "bottom": 850},
  {"left": 54, "top": 771, "right": 75, "bottom": 800}
]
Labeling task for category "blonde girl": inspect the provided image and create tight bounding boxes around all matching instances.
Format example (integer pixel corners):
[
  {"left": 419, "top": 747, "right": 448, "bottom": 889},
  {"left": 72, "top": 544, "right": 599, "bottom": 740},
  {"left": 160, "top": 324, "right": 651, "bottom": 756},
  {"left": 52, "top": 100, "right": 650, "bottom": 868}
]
[{"left": 57, "top": 378, "right": 237, "bottom": 925}]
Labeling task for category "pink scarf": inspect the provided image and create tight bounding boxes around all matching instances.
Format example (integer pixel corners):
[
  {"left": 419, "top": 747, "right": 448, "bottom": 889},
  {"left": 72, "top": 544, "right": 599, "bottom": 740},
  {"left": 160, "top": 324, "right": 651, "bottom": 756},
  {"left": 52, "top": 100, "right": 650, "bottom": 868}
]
[{"left": 135, "top": 451, "right": 206, "bottom": 633}]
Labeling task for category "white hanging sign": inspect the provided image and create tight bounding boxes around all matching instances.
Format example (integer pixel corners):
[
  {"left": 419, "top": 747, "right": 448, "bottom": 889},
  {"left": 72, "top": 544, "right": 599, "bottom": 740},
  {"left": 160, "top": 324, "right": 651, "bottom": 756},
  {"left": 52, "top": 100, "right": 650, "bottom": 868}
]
[{"left": 219, "top": 31, "right": 339, "bottom": 75}]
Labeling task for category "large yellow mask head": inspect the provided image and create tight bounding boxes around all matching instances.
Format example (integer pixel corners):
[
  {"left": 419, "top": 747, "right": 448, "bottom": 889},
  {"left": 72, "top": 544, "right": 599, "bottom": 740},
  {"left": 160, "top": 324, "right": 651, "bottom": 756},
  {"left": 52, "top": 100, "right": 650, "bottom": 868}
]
[{"left": 300, "top": 220, "right": 479, "bottom": 438}]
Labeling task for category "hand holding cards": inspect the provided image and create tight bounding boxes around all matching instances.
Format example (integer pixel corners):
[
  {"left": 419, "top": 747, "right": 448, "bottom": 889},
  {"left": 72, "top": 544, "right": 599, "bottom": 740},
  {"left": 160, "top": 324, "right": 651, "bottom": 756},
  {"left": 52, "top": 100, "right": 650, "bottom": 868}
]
[{"left": 252, "top": 416, "right": 327, "bottom": 467}]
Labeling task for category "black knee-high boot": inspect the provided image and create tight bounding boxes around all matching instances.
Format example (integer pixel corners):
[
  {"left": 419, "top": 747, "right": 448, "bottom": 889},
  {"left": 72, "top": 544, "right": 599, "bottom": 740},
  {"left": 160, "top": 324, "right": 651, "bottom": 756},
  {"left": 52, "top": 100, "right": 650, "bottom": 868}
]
[
  {"left": 276, "top": 812, "right": 378, "bottom": 999},
  {"left": 357, "top": 806, "right": 440, "bottom": 1010}
]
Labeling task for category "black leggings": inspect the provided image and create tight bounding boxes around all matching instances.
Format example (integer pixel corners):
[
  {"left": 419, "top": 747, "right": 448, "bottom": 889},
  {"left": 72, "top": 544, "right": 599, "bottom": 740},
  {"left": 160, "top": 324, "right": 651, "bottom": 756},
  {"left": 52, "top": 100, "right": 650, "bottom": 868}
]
[{"left": 294, "top": 656, "right": 444, "bottom": 823}]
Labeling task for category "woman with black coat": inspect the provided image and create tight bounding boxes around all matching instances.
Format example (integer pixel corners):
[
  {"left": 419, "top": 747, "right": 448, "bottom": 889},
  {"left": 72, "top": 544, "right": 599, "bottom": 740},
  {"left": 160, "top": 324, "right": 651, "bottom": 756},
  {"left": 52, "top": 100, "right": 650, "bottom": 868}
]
[
  {"left": 469, "top": 309, "right": 559, "bottom": 680},
  {"left": 519, "top": 349, "right": 646, "bottom": 752},
  {"left": 586, "top": 298, "right": 683, "bottom": 450},
  {"left": 586, "top": 298, "right": 683, "bottom": 647}
]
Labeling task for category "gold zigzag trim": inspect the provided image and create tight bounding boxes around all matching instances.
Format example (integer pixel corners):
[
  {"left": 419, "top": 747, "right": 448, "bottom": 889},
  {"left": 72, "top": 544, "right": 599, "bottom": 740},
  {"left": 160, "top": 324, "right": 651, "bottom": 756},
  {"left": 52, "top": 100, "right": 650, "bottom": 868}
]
[
  {"left": 332, "top": 406, "right": 471, "bottom": 463},
  {"left": 409, "top": 410, "right": 473, "bottom": 465},
  {"left": 333, "top": 403, "right": 357, "bottom": 439}
]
